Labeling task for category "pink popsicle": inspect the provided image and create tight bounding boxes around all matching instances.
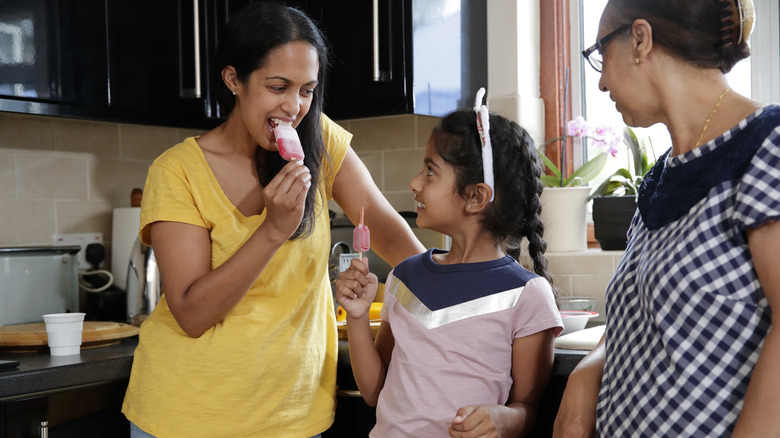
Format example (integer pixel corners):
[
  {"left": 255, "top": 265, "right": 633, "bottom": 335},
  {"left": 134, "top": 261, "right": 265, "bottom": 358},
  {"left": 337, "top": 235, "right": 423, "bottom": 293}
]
[
  {"left": 353, "top": 207, "right": 370, "bottom": 259},
  {"left": 273, "top": 123, "right": 305, "bottom": 161}
]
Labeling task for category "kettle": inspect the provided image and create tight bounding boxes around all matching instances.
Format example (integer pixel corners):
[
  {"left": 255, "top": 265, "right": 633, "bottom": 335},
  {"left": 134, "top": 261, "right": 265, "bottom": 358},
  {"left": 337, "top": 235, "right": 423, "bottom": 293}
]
[{"left": 126, "top": 237, "right": 162, "bottom": 326}]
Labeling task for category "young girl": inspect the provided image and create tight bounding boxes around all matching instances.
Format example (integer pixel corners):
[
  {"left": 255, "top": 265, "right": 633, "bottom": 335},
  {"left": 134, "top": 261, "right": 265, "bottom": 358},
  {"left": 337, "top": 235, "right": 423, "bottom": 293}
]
[{"left": 336, "top": 93, "right": 563, "bottom": 437}]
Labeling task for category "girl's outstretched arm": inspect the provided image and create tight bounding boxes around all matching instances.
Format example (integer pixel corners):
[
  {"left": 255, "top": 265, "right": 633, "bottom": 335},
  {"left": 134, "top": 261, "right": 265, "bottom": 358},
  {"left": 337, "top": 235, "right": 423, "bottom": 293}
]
[
  {"left": 448, "top": 328, "right": 556, "bottom": 437},
  {"left": 334, "top": 258, "right": 394, "bottom": 406}
]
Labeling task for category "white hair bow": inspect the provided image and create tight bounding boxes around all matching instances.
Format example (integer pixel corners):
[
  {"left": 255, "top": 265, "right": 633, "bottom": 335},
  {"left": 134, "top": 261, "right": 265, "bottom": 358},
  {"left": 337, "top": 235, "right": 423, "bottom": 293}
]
[{"left": 474, "top": 87, "right": 495, "bottom": 202}]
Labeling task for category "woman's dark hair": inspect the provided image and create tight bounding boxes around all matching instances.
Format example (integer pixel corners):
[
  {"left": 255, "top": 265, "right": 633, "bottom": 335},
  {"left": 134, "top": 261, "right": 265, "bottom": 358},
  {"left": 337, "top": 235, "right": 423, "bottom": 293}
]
[
  {"left": 431, "top": 109, "right": 553, "bottom": 286},
  {"left": 604, "top": 0, "right": 751, "bottom": 73},
  {"left": 215, "top": 1, "right": 331, "bottom": 238}
]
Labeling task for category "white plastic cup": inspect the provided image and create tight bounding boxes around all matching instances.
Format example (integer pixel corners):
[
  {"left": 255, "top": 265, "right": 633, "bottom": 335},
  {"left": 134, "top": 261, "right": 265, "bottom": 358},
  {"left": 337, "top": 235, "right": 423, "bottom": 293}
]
[{"left": 42, "top": 313, "right": 86, "bottom": 356}]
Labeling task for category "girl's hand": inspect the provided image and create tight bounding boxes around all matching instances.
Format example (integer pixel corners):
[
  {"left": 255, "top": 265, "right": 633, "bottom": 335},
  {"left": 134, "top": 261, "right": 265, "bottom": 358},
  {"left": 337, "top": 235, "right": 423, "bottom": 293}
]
[
  {"left": 334, "top": 258, "right": 377, "bottom": 320},
  {"left": 448, "top": 405, "right": 504, "bottom": 438},
  {"left": 261, "top": 160, "right": 311, "bottom": 240}
]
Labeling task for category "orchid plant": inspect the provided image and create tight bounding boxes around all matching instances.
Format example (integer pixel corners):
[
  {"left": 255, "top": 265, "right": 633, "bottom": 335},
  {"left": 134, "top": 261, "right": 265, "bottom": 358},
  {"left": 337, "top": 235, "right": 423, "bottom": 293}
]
[
  {"left": 537, "top": 116, "right": 621, "bottom": 188},
  {"left": 590, "top": 125, "right": 655, "bottom": 199}
]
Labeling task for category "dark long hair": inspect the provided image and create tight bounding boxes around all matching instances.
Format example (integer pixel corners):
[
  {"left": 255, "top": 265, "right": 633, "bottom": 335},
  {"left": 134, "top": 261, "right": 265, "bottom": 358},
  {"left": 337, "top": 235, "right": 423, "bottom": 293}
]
[
  {"left": 604, "top": 0, "right": 750, "bottom": 73},
  {"left": 431, "top": 110, "right": 553, "bottom": 286},
  {"left": 215, "top": 1, "right": 331, "bottom": 238}
]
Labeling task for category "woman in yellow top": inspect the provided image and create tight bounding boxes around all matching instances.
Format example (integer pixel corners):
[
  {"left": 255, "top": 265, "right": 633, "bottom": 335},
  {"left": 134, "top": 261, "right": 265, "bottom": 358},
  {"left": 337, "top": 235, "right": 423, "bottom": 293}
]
[{"left": 121, "top": 3, "right": 425, "bottom": 437}]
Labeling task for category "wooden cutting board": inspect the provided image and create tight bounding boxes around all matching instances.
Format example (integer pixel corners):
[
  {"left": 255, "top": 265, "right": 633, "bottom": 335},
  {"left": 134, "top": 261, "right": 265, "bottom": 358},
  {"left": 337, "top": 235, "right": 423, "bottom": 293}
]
[{"left": 0, "top": 321, "right": 139, "bottom": 352}]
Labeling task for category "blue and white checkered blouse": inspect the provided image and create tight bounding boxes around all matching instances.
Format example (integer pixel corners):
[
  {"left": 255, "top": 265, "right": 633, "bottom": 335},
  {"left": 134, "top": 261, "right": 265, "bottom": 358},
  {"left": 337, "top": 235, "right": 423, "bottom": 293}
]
[{"left": 597, "top": 105, "right": 780, "bottom": 437}]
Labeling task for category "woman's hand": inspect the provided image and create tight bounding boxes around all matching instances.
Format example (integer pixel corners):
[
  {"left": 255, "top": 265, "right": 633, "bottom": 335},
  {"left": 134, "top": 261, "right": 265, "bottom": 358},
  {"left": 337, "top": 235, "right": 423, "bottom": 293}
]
[
  {"left": 334, "top": 258, "right": 377, "bottom": 320},
  {"left": 261, "top": 159, "right": 311, "bottom": 240}
]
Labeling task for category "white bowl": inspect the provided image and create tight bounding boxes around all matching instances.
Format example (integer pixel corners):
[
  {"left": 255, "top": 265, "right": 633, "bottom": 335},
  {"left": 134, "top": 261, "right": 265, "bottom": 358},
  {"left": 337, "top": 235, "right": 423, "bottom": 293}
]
[{"left": 559, "top": 310, "right": 599, "bottom": 336}]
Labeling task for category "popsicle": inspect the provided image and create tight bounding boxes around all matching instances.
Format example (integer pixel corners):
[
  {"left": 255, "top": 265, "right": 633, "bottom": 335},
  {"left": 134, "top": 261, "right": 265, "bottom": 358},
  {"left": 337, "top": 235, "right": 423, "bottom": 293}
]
[
  {"left": 272, "top": 119, "right": 305, "bottom": 161},
  {"left": 353, "top": 207, "right": 370, "bottom": 260}
]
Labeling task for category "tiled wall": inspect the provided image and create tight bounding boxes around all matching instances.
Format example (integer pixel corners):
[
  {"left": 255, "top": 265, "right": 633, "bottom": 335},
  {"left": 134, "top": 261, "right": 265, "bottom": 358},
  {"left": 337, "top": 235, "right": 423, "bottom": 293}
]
[
  {"left": 328, "top": 114, "right": 441, "bottom": 214},
  {"left": 0, "top": 112, "right": 204, "bottom": 250},
  {"left": 0, "top": 111, "right": 437, "bottom": 265},
  {"left": 545, "top": 250, "right": 623, "bottom": 321},
  {"left": 0, "top": 111, "right": 619, "bottom": 312}
]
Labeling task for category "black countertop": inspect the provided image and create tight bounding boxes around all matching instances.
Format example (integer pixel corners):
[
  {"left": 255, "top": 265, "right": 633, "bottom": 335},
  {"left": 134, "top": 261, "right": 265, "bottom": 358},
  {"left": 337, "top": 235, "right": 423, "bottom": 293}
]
[
  {"left": 0, "top": 337, "right": 138, "bottom": 401},
  {"left": 0, "top": 335, "right": 587, "bottom": 401}
]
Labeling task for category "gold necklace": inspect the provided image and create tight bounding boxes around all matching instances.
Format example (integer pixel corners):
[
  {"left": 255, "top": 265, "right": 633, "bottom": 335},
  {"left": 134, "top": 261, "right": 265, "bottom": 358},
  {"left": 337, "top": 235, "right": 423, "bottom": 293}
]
[{"left": 695, "top": 88, "right": 730, "bottom": 148}]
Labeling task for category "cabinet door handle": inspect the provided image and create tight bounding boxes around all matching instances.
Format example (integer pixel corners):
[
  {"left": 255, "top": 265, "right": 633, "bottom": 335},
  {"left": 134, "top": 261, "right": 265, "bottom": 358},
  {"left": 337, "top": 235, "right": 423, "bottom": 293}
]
[
  {"left": 192, "top": 0, "right": 202, "bottom": 98},
  {"left": 372, "top": 0, "right": 380, "bottom": 82}
]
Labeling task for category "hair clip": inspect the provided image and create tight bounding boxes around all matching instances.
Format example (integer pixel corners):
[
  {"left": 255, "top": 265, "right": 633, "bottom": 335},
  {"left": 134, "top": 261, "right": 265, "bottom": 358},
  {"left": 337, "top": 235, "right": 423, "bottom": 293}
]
[
  {"left": 473, "top": 87, "right": 495, "bottom": 202},
  {"left": 719, "top": 0, "right": 755, "bottom": 47}
]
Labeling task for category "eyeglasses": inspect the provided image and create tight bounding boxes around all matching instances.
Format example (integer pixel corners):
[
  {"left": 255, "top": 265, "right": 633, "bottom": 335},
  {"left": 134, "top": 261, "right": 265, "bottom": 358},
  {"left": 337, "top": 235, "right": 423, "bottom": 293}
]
[{"left": 582, "top": 24, "right": 631, "bottom": 73}]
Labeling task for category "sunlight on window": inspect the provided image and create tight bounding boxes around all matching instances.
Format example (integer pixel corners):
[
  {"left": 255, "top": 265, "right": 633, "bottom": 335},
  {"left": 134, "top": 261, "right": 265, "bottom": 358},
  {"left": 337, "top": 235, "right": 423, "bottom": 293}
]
[{"left": 579, "top": 1, "right": 752, "bottom": 180}]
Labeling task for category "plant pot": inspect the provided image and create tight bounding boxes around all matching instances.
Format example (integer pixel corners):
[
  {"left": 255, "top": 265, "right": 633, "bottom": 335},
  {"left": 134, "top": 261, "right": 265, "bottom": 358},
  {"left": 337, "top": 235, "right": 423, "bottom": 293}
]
[
  {"left": 540, "top": 187, "right": 591, "bottom": 252},
  {"left": 592, "top": 196, "right": 637, "bottom": 251}
]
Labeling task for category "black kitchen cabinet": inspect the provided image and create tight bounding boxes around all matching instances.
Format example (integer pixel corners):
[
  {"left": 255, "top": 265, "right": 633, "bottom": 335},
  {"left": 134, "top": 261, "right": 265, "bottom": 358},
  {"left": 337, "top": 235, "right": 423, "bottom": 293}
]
[
  {"left": 0, "top": 0, "right": 485, "bottom": 128},
  {"left": 0, "top": 378, "right": 130, "bottom": 438},
  {"left": 105, "top": 0, "right": 212, "bottom": 122},
  {"left": 298, "top": 0, "right": 487, "bottom": 119},
  {"left": 0, "top": 0, "right": 108, "bottom": 111},
  {"left": 0, "top": 0, "right": 222, "bottom": 128}
]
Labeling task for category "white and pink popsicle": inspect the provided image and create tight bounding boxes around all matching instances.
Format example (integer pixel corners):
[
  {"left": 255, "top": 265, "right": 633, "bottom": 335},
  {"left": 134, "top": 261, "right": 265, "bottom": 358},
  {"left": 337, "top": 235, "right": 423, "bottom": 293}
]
[
  {"left": 273, "top": 120, "right": 305, "bottom": 161},
  {"left": 353, "top": 207, "right": 370, "bottom": 260}
]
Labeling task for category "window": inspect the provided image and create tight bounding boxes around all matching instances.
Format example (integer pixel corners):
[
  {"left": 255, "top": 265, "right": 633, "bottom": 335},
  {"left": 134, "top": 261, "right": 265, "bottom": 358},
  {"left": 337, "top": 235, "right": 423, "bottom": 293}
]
[{"left": 570, "top": 0, "right": 779, "bottom": 182}]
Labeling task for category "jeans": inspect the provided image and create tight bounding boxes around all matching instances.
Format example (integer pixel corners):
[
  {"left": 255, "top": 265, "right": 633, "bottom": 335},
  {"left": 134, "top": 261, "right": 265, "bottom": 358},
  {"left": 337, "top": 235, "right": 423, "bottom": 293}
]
[
  {"left": 130, "top": 422, "right": 156, "bottom": 438},
  {"left": 130, "top": 421, "right": 322, "bottom": 438}
]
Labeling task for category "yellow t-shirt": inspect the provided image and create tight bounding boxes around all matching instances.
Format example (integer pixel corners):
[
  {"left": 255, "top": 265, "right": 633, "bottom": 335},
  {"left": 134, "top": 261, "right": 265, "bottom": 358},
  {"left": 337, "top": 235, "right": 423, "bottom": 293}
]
[{"left": 122, "top": 115, "right": 351, "bottom": 438}]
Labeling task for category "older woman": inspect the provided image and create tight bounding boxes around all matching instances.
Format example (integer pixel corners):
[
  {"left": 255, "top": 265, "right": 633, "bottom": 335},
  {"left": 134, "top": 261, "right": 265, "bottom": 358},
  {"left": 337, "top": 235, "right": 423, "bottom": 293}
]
[{"left": 554, "top": 0, "right": 780, "bottom": 436}]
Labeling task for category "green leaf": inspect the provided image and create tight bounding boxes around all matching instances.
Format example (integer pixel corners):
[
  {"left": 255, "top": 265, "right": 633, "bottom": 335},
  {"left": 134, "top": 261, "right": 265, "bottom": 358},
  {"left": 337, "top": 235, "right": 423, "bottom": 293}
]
[
  {"left": 614, "top": 167, "right": 633, "bottom": 179},
  {"left": 536, "top": 149, "right": 561, "bottom": 180},
  {"left": 623, "top": 127, "right": 643, "bottom": 176},
  {"left": 541, "top": 174, "right": 563, "bottom": 187},
  {"left": 563, "top": 152, "right": 607, "bottom": 186}
]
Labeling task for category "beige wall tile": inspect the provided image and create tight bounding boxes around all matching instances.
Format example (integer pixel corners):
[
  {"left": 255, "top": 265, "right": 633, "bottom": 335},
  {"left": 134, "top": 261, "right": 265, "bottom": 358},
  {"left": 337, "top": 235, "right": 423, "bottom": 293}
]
[
  {"left": 178, "top": 127, "right": 208, "bottom": 140},
  {"left": 383, "top": 148, "right": 424, "bottom": 191},
  {"left": 0, "top": 154, "right": 15, "bottom": 198},
  {"left": 53, "top": 119, "right": 120, "bottom": 158},
  {"left": 0, "top": 113, "right": 54, "bottom": 151},
  {"left": 89, "top": 159, "right": 152, "bottom": 204},
  {"left": 355, "top": 152, "right": 382, "bottom": 190},
  {"left": 383, "top": 191, "right": 416, "bottom": 213},
  {"left": 120, "top": 124, "right": 181, "bottom": 160},
  {"left": 0, "top": 200, "right": 56, "bottom": 245},
  {"left": 348, "top": 115, "right": 418, "bottom": 152},
  {"left": 415, "top": 115, "right": 440, "bottom": 148},
  {"left": 16, "top": 155, "right": 88, "bottom": 200},
  {"left": 56, "top": 200, "right": 114, "bottom": 238},
  {"left": 551, "top": 274, "right": 573, "bottom": 296},
  {"left": 569, "top": 274, "right": 611, "bottom": 319},
  {"left": 547, "top": 251, "right": 621, "bottom": 275}
]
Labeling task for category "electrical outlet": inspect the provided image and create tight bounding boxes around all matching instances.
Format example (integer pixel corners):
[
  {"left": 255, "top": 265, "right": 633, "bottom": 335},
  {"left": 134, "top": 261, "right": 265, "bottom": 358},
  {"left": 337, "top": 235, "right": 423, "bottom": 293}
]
[{"left": 52, "top": 233, "right": 104, "bottom": 270}]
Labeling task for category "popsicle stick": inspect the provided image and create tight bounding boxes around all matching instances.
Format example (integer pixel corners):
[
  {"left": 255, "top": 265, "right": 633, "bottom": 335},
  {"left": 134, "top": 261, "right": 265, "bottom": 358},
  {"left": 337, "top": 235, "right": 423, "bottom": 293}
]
[{"left": 358, "top": 207, "right": 364, "bottom": 260}]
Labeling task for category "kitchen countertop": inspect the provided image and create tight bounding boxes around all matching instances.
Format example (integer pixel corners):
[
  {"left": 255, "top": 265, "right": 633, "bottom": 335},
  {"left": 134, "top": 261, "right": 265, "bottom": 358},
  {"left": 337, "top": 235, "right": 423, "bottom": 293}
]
[
  {"left": 0, "top": 337, "right": 137, "bottom": 400},
  {"left": 1, "top": 335, "right": 588, "bottom": 400}
]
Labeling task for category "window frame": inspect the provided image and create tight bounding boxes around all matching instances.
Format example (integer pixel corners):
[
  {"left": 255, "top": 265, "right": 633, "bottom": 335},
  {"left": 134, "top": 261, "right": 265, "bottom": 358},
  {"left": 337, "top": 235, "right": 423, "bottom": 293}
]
[{"left": 561, "top": 0, "right": 780, "bottom": 169}]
